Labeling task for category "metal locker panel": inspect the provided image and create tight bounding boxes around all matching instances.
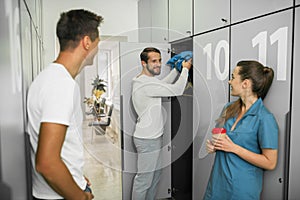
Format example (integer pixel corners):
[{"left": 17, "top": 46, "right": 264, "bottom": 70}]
[
  {"left": 169, "top": 0, "right": 193, "bottom": 42},
  {"left": 120, "top": 42, "right": 171, "bottom": 200},
  {"left": 31, "top": 21, "right": 39, "bottom": 79},
  {"left": 138, "top": 0, "right": 151, "bottom": 43},
  {"left": 20, "top": 1, "right": 34, "bottom": 198},
  {"left": 289, "top": 6, "right": 300, "bottom": 199},
  {"left": 20, "top": 0, "right": 33, "bottom": 123},
  {"left": 138, "top": 0, "right": 168, "bottom": 43},
  {"left": 193, "top": 28, "right": 230, "bottom": 199},
  {"left": 171, "top": 94, "right": 193, "bottom": 199},
  {"left": 157, "top": 98, "right": 172, "bottom": 198},
  {"left": 231, "top": 0, "right": 293, "bottom": 24},
  {"left": 151, "top": 0, "right": 169, "bottom": 43},
  {"left": 194, "top": 0, "right": 230, "bottom": 34},
  {"left": 169, "top": 38, "right": 193, "bottom": 199},
  {"left": 0, "top": 0, "right": 28, "bottom": 199},
  {"left": 231, "top": 10, "right": 293, "bottom": 200},
  {"left": 297, "top": 0, "right": 300, "bottom": 6}
]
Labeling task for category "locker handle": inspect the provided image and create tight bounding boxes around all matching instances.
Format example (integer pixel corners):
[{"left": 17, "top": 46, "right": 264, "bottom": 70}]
[{"left": 221, "top": 18, "right": 228, "bottom": 23}]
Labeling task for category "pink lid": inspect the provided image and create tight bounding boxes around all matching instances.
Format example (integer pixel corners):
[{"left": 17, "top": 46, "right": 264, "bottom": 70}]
[{"left": 212, "top": 128, "right": 226, "bottom": 134}]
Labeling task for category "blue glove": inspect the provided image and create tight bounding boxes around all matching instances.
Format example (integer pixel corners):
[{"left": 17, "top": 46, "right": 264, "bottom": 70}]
[{"left": 166, "top": 51, "right": 193, "bottom": 72}]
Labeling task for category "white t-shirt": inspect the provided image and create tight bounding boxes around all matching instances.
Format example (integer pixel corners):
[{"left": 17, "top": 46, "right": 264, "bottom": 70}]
[
  {"left": 132, "top": 68, "right": 188, "bottom": 139},
  {"left": 27, "top": 63, "right": 86, "bottom": 199}
]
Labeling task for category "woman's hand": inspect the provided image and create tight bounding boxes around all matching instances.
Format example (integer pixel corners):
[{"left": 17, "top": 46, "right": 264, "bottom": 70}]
[
  {"left": 206, "top": 139, "right": 216, "bottom": 153},
  {"left": 213, "top": 135, "right": 237, "bottom": 153}
]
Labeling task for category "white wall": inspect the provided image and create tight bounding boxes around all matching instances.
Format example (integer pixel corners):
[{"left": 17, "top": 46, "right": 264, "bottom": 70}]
[{"left": 42, "top": 0, "right": 139, "bottom": 65}]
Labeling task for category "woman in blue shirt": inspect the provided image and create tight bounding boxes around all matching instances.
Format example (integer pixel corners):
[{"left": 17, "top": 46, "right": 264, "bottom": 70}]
[{"left": 204, "top": 60, "right": 279, "bottom": 200}]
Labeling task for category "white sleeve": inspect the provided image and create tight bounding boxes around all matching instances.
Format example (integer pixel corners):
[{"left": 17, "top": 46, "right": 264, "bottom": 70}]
[
  {"left": 145, "top": 68, "right": 188, "bottom": 97},
  {"left": 161, "top": 68, "right": 179, "bottom": 84},
  {"left": 41, "top": 80, "right": 74, "bottom": 125}
]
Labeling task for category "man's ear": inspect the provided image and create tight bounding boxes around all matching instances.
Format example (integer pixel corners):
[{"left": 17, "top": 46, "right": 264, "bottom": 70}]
[
  {"left": 141, "top": 60, "right": 147, "bottom": 67},
  {"left": 82, "top": 36, "right": 91, "bottom": 50}
]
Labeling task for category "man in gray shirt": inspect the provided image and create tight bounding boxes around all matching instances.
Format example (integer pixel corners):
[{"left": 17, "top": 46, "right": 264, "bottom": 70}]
[{"left": 131, "top": 47, "right": 192, "bottom": 200}]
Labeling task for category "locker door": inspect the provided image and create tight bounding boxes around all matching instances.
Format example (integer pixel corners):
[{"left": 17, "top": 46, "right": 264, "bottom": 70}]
[
  {"left": 231, "top": 0, "right": 293, "bottom": 24},
  {"left": 194, "top": 0, "right": 230, "bottom": 34},
  {"left": 169, "top": 0, "right": 192, "bottom": 42},
  {"left": 170, "top": 38, "right": 193, "bottom": 199},
  {"left": 151, "top": 0, "right": 169, "bottom": 43},
  {"left": 137, "top": 0, "right": 151, "bottom": 43},
  {"left": 120, "top": 42, "right": 171, "bottom": 200},
  {"left": 0, "top": 0, "right": 28, "bottom": 199},
  {"left": 231, "top": 9, "right": 293, "bottom": 200},
  {"left": 297, "top": 0, "right": 300, "bottom": 6},
  {"left": 193, "top": 28, "right": 230, "bottom": 199},
  {"left": 20, "top": 0, "right": 33, "bottom": 126},
  {"left": 289, "top": 6, "right": 300, "bottom": 199}
]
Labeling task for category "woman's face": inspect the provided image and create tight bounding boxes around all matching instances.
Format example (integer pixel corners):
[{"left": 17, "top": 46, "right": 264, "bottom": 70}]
[{"left": 228, "top": 66, "right": 244, "bottom": 97}]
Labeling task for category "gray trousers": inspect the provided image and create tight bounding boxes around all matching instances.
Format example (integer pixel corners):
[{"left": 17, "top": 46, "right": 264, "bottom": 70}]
[{"left": 132, "top": 136, "right": 163, "bottom": 200}]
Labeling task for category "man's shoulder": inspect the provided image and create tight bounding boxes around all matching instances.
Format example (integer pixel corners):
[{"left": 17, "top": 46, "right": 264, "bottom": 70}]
[
  {"left": 133, "top": 75, "right": 160, "bottom": 83},
  {"left": 37, "top": 64, "right": 73, "bottom": 83}
]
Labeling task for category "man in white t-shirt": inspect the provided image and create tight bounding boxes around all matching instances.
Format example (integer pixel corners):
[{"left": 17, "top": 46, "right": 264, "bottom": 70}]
[
  {"left": 131, "top": 47, "right": 192, "bottom": 200},
  {"left": 27, "top": 9, "right": 103, "bottom": 200}
]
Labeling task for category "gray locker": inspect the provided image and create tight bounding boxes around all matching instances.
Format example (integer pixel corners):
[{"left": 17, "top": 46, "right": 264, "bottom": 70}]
[
  {"left": 120, "top": 42, "right": 172, "bottom": 200},
  {"left": 24, "top": 0, "right": 37, "bottom": 24},
  {"left": 169, "top": 0, "right": 192, "bottom": 42},
  {"left": 289, "top": 6, "right": 300, "bottom": 200},
  {"left": 138, "top": 0, "right": 168, "bottom": 43},
  {"left": 0, "top": 0, "right": 28, "bottom": 199},
  {"left": 194, "top": 0, "right": 230, "bottom": 34},
  {"left": 20, "top": 0, "right": 33, "bottom": 123},
  {"left": 31, "top": 22, "right": 39, "bottom": 79},
  {"left": 151, "top": 0, "right": 168, "bottom": 43},
  {"left": 297, "top": 0, "right": 300, "bottom": 6},
  {"left": 193, "top": 28, "right": 230, "bottom": 199},
  {"left": 137, "top": 0, "right": 151, "bottom": 43},
  {"left": 231, "top": 0, "right": 293, "bottom": 24},
  {"left": 231, "top": 9, "right": 293, "bottom": 200}
]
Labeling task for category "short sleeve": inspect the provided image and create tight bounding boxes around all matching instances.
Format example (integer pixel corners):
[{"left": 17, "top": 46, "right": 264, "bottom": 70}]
[
  {"left": 41, "top": 79, "right": 75, "bottom": 126},
  {"left": 258, "top": 113, "right": 279, "bottom": 149}
]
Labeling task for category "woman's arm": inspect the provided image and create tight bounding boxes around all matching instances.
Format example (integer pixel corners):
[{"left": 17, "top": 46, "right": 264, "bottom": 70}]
[{"left": 213, "top": 136, "right": 278, "bottom": 170}]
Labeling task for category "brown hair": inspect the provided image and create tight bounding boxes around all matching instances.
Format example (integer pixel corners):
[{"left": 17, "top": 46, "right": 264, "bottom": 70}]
[
  {"left": 220, "top": 60, "right": 274, "bottom": 123},
  {"left": 140, "top": 47, "right": 161, "bottom": 63},
  {"left": 56, "top": 9, "right": 103, "bottom": 51}
]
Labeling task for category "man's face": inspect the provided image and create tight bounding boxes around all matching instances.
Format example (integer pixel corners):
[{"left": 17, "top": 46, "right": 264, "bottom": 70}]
[{"left": 144, "top": 52, "right": 162, "bottom": 76}]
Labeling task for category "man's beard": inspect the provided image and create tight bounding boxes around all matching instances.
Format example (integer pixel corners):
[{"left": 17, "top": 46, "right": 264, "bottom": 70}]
[{"left": 146, "top": 64, "right": 161, "bottom": 76}]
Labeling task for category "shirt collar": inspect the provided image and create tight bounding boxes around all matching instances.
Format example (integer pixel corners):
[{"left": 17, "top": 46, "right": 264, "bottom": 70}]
[{"left": 245, "top": 98, "right": 263, "bottom": 116}]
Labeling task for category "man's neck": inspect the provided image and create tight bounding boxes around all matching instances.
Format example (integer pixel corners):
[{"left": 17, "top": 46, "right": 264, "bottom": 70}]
[{"left": 54, "top": 51, "right": 83, "bottom": 79}]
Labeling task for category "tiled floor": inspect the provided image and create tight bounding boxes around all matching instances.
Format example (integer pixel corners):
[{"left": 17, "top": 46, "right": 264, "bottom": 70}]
[
  {"left": 82, "top": 120, "right": 171, "bottom": 200},
  {"left": 82, "top": 120, "right": 122, "bottom": 200}
]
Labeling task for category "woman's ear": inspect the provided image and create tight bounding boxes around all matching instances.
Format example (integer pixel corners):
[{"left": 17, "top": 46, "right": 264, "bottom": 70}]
[{"left": 242, "top": 79, "right": 252, "bottom": 89}]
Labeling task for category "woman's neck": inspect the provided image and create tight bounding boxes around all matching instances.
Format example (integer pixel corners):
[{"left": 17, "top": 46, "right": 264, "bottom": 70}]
[{"left": 241, "top": 96, "right": 258, "bottom": 111}]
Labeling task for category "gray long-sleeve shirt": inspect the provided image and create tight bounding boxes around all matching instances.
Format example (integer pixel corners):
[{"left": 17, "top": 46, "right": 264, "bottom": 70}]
[{"left": 132, "top": 68, "right": 189, "bottom": 139}]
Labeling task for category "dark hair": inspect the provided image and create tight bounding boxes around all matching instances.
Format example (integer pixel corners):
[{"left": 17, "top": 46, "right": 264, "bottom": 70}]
[
  {"left": 140, "top": 47, "right": 161, "bottom": 63},
  {"left": 220, "top": 60, "right": 274, "bottom": 123},
  {"left": 236, "top": 60, "right": 274, "bottom": 99},
  {"left": 56, "top": 9, "right": 104, "bottom": 51}
]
